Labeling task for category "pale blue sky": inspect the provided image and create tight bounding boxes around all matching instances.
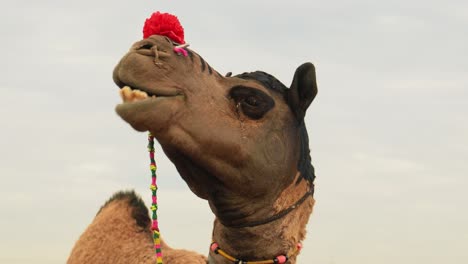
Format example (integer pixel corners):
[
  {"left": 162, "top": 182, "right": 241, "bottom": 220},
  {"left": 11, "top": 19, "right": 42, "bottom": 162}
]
[{"left": 1, "top": 0, "right": 467, "bottom": 263}]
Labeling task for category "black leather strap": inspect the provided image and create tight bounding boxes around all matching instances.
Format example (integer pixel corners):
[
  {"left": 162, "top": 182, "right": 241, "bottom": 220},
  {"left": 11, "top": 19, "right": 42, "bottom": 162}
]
[{"left": 223, "top": 187, "right": 314, "bottom": 229}]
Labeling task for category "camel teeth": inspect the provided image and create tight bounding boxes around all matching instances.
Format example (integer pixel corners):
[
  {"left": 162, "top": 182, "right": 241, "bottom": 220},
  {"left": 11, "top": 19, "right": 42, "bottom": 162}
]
[
  {"left": 119, "top": 86, "right": 151, "bottom": 103},
  {"left": 121, "top": 86, "right": 133, "bottom": 102}
]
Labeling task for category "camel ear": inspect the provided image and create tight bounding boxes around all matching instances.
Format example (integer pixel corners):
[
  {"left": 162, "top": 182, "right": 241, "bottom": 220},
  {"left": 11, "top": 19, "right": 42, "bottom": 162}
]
[{"left": 287, "top": 62, "right": 318, "bottom": 122}]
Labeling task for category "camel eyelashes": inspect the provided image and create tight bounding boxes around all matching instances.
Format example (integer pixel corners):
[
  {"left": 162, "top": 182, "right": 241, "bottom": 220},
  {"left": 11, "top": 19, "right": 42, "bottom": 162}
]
[{"left": 229, "top": 86, "right": 275, "bottom": 120}]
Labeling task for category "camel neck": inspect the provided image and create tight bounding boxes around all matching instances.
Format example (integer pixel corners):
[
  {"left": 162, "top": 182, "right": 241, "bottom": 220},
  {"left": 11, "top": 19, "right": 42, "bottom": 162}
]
[{"left": 208, "top": 179, "right": 315, "bottom": 264}]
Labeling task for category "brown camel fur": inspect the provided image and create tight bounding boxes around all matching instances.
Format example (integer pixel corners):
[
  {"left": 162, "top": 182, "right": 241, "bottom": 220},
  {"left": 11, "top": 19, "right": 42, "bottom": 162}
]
[
  {"left": 68, "top": 34, "right": 318, "bottom": 263},
  {"left": 68, "top": 191, "right": 207, "bottom": 264}
]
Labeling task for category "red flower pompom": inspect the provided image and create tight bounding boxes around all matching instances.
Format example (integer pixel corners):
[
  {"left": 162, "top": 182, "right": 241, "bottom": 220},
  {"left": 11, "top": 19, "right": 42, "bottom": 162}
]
[{"left": 143, "top": 11, "right": 185, "bottom": 44}]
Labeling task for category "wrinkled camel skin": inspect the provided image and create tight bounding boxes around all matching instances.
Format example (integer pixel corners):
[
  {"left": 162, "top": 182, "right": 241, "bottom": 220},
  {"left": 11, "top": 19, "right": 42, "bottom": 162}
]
[{"left": 68, "top": 35, "right": 318, "bottom": 263}]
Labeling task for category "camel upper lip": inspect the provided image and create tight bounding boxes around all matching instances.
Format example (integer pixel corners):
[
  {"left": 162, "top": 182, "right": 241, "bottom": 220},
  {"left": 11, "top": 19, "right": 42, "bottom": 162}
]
[{"left": 113, "top": 67, "right": 182, "bottom": 97}]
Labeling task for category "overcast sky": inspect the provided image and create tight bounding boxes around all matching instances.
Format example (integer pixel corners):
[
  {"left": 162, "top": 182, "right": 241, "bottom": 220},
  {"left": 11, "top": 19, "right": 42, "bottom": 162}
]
[{"left": 1, "top": 0, "right": 467, "bottom": 263}]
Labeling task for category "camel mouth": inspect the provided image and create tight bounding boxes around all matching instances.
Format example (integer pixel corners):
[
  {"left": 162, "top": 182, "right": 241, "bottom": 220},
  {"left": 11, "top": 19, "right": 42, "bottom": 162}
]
[
  {"left": 115, "top": 84, "right": 185, "bottom": 132},
  {"left": 118, "top": 85, "right": 182, "bottom": 104}
]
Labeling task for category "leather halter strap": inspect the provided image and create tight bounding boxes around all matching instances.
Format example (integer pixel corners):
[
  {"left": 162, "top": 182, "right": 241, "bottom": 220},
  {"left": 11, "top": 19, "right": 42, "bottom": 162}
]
[{"left": 223, "top": 186, "right": 314, "bottom": 229}]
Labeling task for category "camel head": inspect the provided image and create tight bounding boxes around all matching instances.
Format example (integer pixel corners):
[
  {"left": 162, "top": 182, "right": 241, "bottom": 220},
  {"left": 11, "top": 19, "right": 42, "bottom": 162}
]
[{"left": 113, "top": 35, "right": 317, "bottom": 227}]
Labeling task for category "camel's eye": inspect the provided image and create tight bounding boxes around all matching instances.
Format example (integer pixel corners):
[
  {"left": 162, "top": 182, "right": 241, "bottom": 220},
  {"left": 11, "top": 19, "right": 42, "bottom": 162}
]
[
  {"left": 229, "top": 86, "right": 275, "bottom": 120},
  {"left": 244, "top": 96, "right": 258, "bottom": 107}
]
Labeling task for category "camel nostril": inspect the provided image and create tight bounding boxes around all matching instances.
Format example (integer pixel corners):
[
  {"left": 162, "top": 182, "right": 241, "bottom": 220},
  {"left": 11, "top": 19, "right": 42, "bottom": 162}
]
[
  {"left": 139, "top": 43, "right": 153, "bottom": 50},
  {"left": 134, "top": 41, "right": 158, "bottom": 57}
]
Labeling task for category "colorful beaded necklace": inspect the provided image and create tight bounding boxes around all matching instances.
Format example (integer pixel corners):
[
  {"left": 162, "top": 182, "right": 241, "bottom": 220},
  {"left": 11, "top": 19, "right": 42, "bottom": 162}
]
[
  {"left": 148, "top": 133, "right": 163, "bottom": 264},
  {"left": 210, "top": 242, "right": 303, "bottom": 264}
]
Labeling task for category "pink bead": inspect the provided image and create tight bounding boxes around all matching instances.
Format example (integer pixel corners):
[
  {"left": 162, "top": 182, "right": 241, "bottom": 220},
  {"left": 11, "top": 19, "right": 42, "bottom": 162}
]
[
  {"left": 154, "top": 244, "right": 161, "bottom": 249},
  {"left": 156, "top": 252, "right": 163, "bottom": 257},
  {"left": 210, "top": 242, "right": 219, "bottom": 252},
  {"left": 297, "top": 243, "right": 303, "bottom": 251},
  {"left": 152, "top": 196, "right": 157, "bottom": 203},
  {"left": 152, "top": 222, "right": 159, "bottom": 230},
  {"left": 276, "top": 255, "right": 287, "bottom": 264},
  {"left": 152, "top": 178, "right": 156, "bottom": 185},
  {"left": 150, "top": 152, "right": 155, "bottom": 159}
]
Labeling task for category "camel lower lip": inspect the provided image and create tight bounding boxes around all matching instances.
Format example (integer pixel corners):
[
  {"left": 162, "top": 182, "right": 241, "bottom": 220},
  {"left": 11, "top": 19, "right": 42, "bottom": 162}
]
[
  {"left": 115, "top": 97, "right": 160, "bottom": 119},
  {"left": 116, "top": 92, "right": 184, "bottom": 115}
]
